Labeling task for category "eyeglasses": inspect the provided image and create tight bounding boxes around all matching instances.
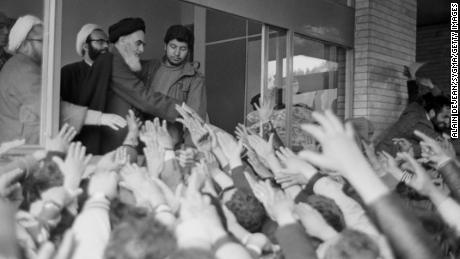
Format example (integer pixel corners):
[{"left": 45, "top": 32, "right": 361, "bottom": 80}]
[
  {"left": 88, "top": 39, "right": 109, "bottom": 45},
  {"left": 26, "top": 38, "right": 43, "bottom": 42}
]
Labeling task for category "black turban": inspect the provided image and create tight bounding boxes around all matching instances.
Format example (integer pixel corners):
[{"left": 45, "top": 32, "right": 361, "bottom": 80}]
[{"left": 109, "top": 17, "right": 145, "bottom": 43}]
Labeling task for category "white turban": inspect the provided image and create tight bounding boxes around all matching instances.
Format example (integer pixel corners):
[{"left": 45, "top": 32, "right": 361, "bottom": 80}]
[
  {"left": 7, "top": 15, "right": 42, "bottom": 54},
  {"left": 76, "top": 23, "right": 102, "bottom": 56}
]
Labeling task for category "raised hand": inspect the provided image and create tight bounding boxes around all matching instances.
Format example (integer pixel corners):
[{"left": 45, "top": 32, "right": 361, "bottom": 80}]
[
  {"left": 378, "top": 151, "right": 405, "bottom": 181},
  {"left": 247, "top": 133, "right": 275, "bottom": 159},
  {"left": 120, "top": 163, "right": 166, "bottom": 208},
  {"left": 254, "top": 97, "right": 274, "bottom": 124},
  {"left": 216, "top": 131, "right": 243, "bottom": 167},
  {"left": 53, "top": 142, "right": 91, "bottom": 190},
  {"left": 398, "top": 152, "right": 436, "bottom": 196},
  {"left": 143, "top": 139, "right": 165, "bottom": 178},
  {"left": 248, "top": 179, "right": 294, "bottom": 224},
  {"left": 0, "top": 139, "right": 25, "bottom": 156},
  {"left": 415, "top": 130, "right": 453, "bottom": 167},
  {"left": 125, "top": 109, "right": 142, "bottom": 138},
  {"left": 247, "top": 149, "right": 273, "bottom": 178},
  {"left": 276, "top": 147, "right": 317, "bottom": 179},
  {"left": 100, "top": 113, "right": 127, "bottom": 131},
  {"left": 41, "top": 186, "right": 83, "bottom": 208},
  {"left": 0, "top": 169, "right": 24, "bottom": 199},
  {"left": 47, "top": 124, "right": 77, "bottom": 152},
  {"left": 275, "top": 172, "right": 309, "bottom": 189},
  {"left": 96, "top": 147, "right": 129, "bottom": 172},
  {"left": 294, "top": 203, "right": 338, "bottom": 241}
]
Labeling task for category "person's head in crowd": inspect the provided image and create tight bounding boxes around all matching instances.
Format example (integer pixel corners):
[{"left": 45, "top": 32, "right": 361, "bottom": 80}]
[
  {"left": 21, "top": 156, "right": 64, "bottom": 210},
  {"left": 76, "top": 23, "right": 109, "bottom": 65},
  {"left": 7, "top": 15, "right": 43, "bottom": 63},
  {"left": 163, "top": 25, "right": 193, "bottom": 67},
  {"left": 104, "top": 215, "right": 177, "bottom": 259},
  {"left": 324, "top": 229, "right": 380, "bottom": 259},
  {"left": 108, "top": 198, "right": 149, "bottom": 228},
  {"left": 0, "top": 12, "right": 11, "bottom": 49},
  {"left": 223, "top": 188, "right": 266, "bottom": 233},
  {"left": 422, "top": 93, "right": 451, "bottom": 132},
  {"left": 109, "top": 17, "right": 145, "bottom": 72},
  {"left": 299, "top": 194, "right": 346, "bottom": 232},
  {"left": 169, "top": 249, "right": 215, "bottom": 259}
]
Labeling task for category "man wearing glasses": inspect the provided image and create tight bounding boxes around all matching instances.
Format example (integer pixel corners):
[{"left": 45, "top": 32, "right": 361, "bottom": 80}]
[{"left": 61, "top": 24, "right": 109, "bottom": 104}]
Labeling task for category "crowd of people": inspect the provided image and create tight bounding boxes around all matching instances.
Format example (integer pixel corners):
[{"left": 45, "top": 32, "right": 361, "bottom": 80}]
[{"left": 0, "top": 11, "right": 458, "bottom": 259}]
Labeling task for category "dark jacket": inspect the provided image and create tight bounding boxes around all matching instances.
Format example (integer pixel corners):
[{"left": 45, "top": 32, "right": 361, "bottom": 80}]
[
  {"left": 100, "top": 49, "right": 181, "bottom": 152},
  {"left": 376, "top": 102, "right": 439, "bottom": 157},
  {"left": 144, "top": 59, "right": 206, "bottom": 119}
]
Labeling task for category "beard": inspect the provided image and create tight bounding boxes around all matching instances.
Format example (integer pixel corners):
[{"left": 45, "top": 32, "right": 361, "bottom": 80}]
[
  {"left": 117, "top": 42, "right": 141, "bottom": 72},
  {"left": 88, "top": 44, "right": 107, "bottom": 61}
]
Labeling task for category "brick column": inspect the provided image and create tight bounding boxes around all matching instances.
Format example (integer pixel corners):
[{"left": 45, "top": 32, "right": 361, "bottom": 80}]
[{"left": 354, "top": 0, "right": 417, "bottom": 136}]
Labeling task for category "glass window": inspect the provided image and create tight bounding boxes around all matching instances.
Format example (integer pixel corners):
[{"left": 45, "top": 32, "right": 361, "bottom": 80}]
[
  {"left": 0, "top": 0, "right": 45, "bottom": 149},
  {"left": 287, "top": 34, "right": 346, "bottom": 151}
]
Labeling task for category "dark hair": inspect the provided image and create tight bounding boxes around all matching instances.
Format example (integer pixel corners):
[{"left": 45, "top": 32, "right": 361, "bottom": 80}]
[
  {"left": 225, "top": 189, "right": 266, "bottom": 232},
  {"left": 104, "top": 215, "right": 176, "bottom": 259},
  {"left": 324, "top": 229, "right": 380, "bottom": 259},
  {"left": 21, "top": 157, "right": 64, "bottom": 210},
  {"left": 422, "top": 93, "right": 450, "bottom": 114},
  {"left": 304, "top": 195, "right": 346, "bottom": 232},
  {"left": 164, "top": 25, "right": 194, "bottom": 49}
]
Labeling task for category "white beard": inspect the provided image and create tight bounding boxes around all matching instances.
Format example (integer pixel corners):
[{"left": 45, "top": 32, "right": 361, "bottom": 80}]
[{"left": 117, "top": 43, "right": 141, "bottom": 72}]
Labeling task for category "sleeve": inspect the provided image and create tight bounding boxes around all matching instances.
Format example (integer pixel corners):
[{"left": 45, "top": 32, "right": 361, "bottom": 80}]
[
  {"left": 111, "top": 61, "right": 180, "bottom": 122},
  {"left": 60, "top": 101, "right": 88, "bottom": 133},
  {"left": 438, "top": 160, "right": 460, "bottom": 203},
  {"left": 367, "top": 193, "right": 443, "bottom": 259},
  {"left": 230, "top": 165, "right": 253, "bottom": 194},
  {"left": 71, "top": 197, "right": 111, "bottom": 259},
  {"left": 435, "top": 197, "right": 460, "bottom": 235},
  {"left": 186, "top": 75, "right": 207, "bottom": 120},
  {"left": 275, "top": 223, "right": 318, "bottom": 259},
  {"left": 0, "top": 155, "right": 38, "bottom": 176}
]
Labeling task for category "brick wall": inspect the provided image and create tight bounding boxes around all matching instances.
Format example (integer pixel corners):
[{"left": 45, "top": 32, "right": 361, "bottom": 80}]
[
  {"left": 354, "top": 0, "right": 417, "bottom": 137},
  {"left": 417, "top": 24, "right": 450, "bottom": 95}
]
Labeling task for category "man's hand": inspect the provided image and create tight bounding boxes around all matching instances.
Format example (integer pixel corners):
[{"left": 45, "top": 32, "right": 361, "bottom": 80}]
[
  {"left": 143, "top": 139, "right": 165, "bottom": 178},
  {"left": 100, "top": 113, "right": 127, "bottom": 131},
  {"left": 0, "top": 169, "right": 24, "bottom": 199},
  {"left": 247, "top": 134, "right": 275, "bottom": 159},
  {"left": 53, "top": 142, "right": 91, "bottom": 191},
  {"left": 125, "top": 109, "right": 141, "bottom": 138},
  {"left": 276, "top": 147, "right": 317, "bottom": 179},
  {"left": 254, "top": 97, "right": 274, "bottom": 124},
  {"left": 96, "top": 147, "right": 129, "bottom": 172},
  {"left": 415, "top": 130, "right": 452, "bottom": 167},
  {"left": 41, "top": 186, "right": 82, "bottom": 208},
  {"left": 0, "top": 139, "right": 25, "bottom": 156},
  {"left": 248, "top": 179, "right": 295, "bottom": 224},
  {"left": 216, "top": 131, "right": 243, "bottom": 168},
  {"left": 294, "top": 203, "right": 338, "bottom": 241},
  {"left": 47, "top": 124, "right": 77, "bottom": 152},
  {"left": 120, "top": 163, "right": 166, "bottom": 208},
  {"left": 398, "top": 152, "right": 436, "bottom": 196}
]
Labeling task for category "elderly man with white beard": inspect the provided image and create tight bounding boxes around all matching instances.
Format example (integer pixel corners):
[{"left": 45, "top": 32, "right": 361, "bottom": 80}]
[
  {"left": 0, "top": 15, "right": 126, "bottom": 145},
  {"left": 81, "top": 17, "right": 181, "bottom": 153}
]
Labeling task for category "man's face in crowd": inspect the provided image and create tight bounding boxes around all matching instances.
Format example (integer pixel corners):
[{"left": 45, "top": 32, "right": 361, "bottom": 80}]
[
  {"left": 165, "top": 39, "right": 188, "bottom": 66},
  {"left": 431, "top": 106, "right": 451, "bottom": 132},
  {"left": 0, "top": 23, "right": 8, "bottom": 47},
  {"left": 87, "top": 29, "right": 109, "bottom": 61}
]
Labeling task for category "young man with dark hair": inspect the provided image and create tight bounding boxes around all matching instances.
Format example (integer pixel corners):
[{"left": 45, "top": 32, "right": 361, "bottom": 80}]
[{"left": 146, "top": 24, "right": 206, "bottom": 120}]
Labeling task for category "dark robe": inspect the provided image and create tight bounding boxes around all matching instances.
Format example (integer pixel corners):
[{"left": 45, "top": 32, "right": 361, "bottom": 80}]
[
  {"left": 81, "top": 49, "right": 180, "bottom": 154},
  {"left": 60, "top": 60, "right": 91, "bottom": 104}
]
